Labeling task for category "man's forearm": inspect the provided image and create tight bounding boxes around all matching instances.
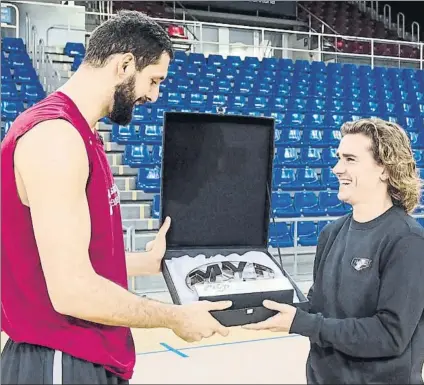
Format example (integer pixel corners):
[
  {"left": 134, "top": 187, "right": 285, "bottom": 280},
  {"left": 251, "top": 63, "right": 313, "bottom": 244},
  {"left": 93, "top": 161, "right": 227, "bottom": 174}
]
[
  {"left": 56, "top": 271, "right": 177, "bottom": 329},
  {"left": 126, "top": 251, "right": 150, "bottom": 277}
]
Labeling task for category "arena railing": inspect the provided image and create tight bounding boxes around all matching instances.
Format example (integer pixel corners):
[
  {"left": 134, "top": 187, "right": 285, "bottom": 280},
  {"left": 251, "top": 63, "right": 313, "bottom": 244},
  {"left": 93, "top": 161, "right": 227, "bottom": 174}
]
[
  {"left": 269, "top": 212, "right": 424, "bottom": 278},
  {"left": 9, "top": 1, "right": 423, "bottom": 69},
  {"left": 87, "top": 12, "right": 424, "bottom": 69},
  {"left": 122, "top": 211, "right": 424, "bottom": 287}
]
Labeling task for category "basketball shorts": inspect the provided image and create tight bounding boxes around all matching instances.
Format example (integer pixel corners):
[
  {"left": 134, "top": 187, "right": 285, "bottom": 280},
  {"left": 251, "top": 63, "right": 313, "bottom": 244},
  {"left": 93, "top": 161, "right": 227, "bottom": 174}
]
[{"left": 1, "top": 339, "right": 129, "bottom": 384}]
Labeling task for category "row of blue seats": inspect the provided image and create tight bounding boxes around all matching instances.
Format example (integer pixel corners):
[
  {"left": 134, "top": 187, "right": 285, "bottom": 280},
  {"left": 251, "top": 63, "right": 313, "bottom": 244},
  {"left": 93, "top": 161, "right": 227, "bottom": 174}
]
[
  {"left": 112, "top": 121, "right": 424, "bottom": 149},
  {"left": 2, "top": 53, "right": 35, "bottom": 70},
  {"left": 2, "top": 83, "right": 46, "bottom": 102},
  {"left": 165, "top": 65, "right": 424, "bottom": 88},
  {"left": 123, "top": 143, "right": 424, "bottom": 169},
  {"left": 154, "top": 91, "right": 424, "bottom": 115},
  {"left": 149, "top": 198, "right": 424, "bottom": 247},
  {"left": 149, "top": 191, "right": 353, "bottom": 220},
  {"left": 159, "top": 77, "right": 423, "bottom": 99},
  {"left": 135, "top": 165, "right": 424, "bottom": 194},
  {"left": 171, "top": 51, "right": 424, "bottom": 79},
  {"left": 1, "top": 67, "right": 41, "bottom": 86},
  {"left": 269, "top": 217, "right": 424, "bottom": 247},
  {"left": 108, "top": 105, "right": 423, "bottom": 132}
]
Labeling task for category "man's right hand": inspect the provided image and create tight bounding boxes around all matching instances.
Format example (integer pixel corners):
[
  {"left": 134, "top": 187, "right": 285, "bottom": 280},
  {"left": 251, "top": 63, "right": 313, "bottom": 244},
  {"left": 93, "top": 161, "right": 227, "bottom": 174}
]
[{"left": 171, "top": 300, "right": 232, "bottom": 342}]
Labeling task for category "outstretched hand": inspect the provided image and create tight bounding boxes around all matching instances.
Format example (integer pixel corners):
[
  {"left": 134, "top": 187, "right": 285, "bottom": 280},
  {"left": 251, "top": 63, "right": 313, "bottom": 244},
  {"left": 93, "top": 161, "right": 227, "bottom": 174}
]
[
  {"left": 242, "top": 300, "right": 297, "bottom": 332},
  {"left": 136, "top": 216, "right": 171, "bottom": 275}
]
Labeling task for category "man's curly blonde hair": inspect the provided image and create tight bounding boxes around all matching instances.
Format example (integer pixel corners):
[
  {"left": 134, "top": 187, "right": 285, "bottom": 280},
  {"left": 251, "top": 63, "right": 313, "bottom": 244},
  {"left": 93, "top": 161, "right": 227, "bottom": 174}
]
[{"left": 340, "top": 118, "right": 422, "bottom": 214}]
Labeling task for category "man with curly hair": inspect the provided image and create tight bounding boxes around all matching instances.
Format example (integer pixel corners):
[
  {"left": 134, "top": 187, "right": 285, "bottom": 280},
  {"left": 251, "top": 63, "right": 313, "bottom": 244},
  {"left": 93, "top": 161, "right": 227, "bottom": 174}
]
[{"left": 244, "top": 118, "right": 424, "bottom": 384}]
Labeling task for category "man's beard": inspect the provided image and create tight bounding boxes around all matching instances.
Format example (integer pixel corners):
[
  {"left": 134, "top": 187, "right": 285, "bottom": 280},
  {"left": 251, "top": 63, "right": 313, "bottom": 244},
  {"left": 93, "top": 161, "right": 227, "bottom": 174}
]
[{"left": 109, "top": 75, "right": 140, "bottom": 126}]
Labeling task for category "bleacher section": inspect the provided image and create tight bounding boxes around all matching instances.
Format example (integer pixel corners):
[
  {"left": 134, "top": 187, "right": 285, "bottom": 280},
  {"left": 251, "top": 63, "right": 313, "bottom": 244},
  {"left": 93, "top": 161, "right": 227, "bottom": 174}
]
[
  {"left": 106, "top": 50, "right": 424, "bottom": 248},
  {"left": 298, "top": 1, "right": 420, "bottom": 59},
  {"left": 1, "top": 37, "right": 46, "bottom": 140},
  {"left": 3, "top": 37, "right": 424, "bottom": 250}
]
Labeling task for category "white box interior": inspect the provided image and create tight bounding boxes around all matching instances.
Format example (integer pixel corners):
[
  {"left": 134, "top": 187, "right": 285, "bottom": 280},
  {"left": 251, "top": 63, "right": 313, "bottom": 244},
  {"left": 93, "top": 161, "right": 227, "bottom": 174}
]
[{"left": 164, "top": 251, "right": 300, "bottom": 304}]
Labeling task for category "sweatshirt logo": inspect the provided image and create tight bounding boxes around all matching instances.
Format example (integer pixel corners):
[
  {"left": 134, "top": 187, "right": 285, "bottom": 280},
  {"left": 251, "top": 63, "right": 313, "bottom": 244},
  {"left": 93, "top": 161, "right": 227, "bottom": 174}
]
[{"left": 351, "top": 257, "right": 372, "bottom": 271}]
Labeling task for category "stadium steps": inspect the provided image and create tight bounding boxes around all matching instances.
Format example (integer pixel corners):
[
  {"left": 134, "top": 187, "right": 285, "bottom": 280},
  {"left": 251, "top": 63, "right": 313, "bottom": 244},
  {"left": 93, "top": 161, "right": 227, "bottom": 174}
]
[{"left": 97, "top": 122, "right": 157, "bottom": 221}]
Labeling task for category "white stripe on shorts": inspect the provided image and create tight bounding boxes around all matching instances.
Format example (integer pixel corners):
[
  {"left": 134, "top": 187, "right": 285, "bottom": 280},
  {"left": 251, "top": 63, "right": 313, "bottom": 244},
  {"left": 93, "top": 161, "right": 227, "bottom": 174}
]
[{"left": 53, "top": 350, "right": 63, "bottom": 384}]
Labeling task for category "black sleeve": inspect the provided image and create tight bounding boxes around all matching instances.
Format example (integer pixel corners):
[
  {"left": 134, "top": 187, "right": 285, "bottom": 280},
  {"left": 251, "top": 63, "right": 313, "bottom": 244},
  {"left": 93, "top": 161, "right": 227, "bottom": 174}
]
[
  {"left": 306, "top": 225, "right": 330, "bottom": 307},
  {"left": 290, "top": 234, "right": 424, "bottom": 358}
]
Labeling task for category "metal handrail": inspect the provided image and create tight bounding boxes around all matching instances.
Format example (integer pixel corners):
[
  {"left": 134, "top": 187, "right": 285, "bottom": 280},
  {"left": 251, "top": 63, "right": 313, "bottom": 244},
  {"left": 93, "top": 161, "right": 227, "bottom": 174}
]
[
  {"left": 412, "top": 22, "right": 420, "bottom": 43},
  {"left": 1, "top": 2, "right": 20, "bottom": 38}
]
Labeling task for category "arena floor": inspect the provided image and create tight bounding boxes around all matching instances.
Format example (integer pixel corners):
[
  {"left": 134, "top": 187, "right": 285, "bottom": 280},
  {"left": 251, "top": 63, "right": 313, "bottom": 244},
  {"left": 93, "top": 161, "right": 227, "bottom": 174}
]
[{"left": 1, "top": 328, "right": 309, "bottom": 384}]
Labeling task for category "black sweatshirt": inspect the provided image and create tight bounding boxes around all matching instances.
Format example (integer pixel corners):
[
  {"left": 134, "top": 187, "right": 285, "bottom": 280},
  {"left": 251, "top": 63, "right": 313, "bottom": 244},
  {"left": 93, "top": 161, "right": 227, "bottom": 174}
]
[{"left": 290, "top": 205, "right": 424, "bottom": 384}]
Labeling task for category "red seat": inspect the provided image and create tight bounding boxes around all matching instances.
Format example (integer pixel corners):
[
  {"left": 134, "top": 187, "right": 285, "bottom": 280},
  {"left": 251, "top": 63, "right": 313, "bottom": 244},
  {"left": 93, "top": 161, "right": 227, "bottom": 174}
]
[{"left": 167, "top": 25, "right": 187, "bottom": 39}]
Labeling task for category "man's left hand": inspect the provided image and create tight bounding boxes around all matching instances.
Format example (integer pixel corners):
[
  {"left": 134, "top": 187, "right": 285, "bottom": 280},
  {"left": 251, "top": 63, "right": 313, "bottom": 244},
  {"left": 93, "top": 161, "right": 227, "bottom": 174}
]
[
  {"left": 143, "top": 216, "right": 171, "bottom": 274},
  {"left": 242, "top": 300, "right": 297, "bottom": 332}
]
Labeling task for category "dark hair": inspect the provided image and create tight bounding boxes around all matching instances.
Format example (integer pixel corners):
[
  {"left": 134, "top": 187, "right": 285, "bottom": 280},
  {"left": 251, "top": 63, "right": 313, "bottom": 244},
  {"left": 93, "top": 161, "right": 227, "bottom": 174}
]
[{"left": 83, "top": 10, "right": 174, "bottom": 70}]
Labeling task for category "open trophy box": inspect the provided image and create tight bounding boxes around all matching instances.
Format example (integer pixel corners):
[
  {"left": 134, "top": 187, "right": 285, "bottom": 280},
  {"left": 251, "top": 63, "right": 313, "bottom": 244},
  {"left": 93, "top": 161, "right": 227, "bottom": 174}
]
[{"left": 160, "top": 111, "right": 308, "bottom": 327}]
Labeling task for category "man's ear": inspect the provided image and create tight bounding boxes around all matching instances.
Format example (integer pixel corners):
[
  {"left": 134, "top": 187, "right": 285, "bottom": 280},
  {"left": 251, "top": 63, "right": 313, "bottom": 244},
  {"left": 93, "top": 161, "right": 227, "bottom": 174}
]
[
  {"left": 117, "top": 53, "right": 136, "bottom": 77},
  {"left": 380, "top": 168, "right": 389, "bottom": 182}
]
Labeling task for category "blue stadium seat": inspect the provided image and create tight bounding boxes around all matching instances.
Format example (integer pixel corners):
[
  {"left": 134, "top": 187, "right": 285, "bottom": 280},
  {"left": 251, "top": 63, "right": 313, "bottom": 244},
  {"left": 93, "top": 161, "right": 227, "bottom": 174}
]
[
  {"left": 261, "top": 57, "right": 278, "bottom": 71},
  {"left": 323, "top": 130, "right": 342, "bottom": 147},
  {"left": 151, "top": 145, "right": 162, "bottom": 164},
  {"left": 317, "top": 220, "right": 332, "bottom": 234},
  {"left": 274, "top": 147, "right": 301, "bottom": 167},
  {"left": 72, "top": 57, "right": 83, "bottom": 72},
  {"left": 197, "top": 78, "right": 214, "bottom": 93},
  {"left": 2, "top": 37, "right": 25, "bottom": 52},
  {"left": 173, "top": 50, "right": 187, "bottom": 66},
  {"left": 143, "top": 124, "right": 163, "bottom": 143},
  {"left": 1, "top": 67, "right": 13, "bottom": 83},
  {"left": 277, "top": 59, "right": 294, "bottom": 72},
  {"left": 243, "top": 56, "right": 260, "bottom": 70},
  {"left": 219, "top": 67, "right": 238, "bottom": 81},
  {"left": 303, "top": 130, "right": 324, "bottom": 147},
  {"left": 184, "top": 64, "right": 200, "bottom": 79},
  {"left": 136, "top": 166, "right": 161, "bottom": 193},
  {"left": 1, "top": 83, "right": 19, "bottom": 101},
  {"left": 293, "top": 222, "right": 318, "bottom": 246},
  {"left": 273, "top": 168, "right": 296, "bottom": 190},
  {"left": 201, "top": 65, "right": 219, "bottom": 80},
  {"left": 271, "top": 96, "right": 289, "bottom": 110},
  {"left": 322, "top": 148, "right": 338, "bottom": 167},
  {"left": 112, "top": 124, "right": 141, "bottom": 144},
  {"left": 187, "top": 53, "right": 205, "bottom": 66},
  {"left": 152, "top": 195, "right": 160, "bottom": 219},
  {"left": 272, "top": 192, "right": 298, "bottom": 217},
  {"left": 190, "top": 92, "right": 208, "bottom": 108},
  {"left": 132, "top": 106, "right": 150, "bottom": 123},
  {"left": 208, "top": 54, "right": 225, "bottom": 67},
  {"left": 21, "top": 84, "right": 45, "bottom": 102},
  {"left": 64, "top": 42, "right": 85, "bottom": 57},
  {"left": 228, "top": 94, "right": 248, "bottom": 110},
  {"left": 226, "top": 56, "right": 242, "bottom": 69},
  {"left": 294, "top": 192, "right": 325, "bottom": 217},
  {"left": 1, "top": 101, "right": 24, "bottom": 120},
  {"left": 123, "top": 144, "right": 151, "bottom": 167},
  {"left": 167, "top": 92, "right": 185, "bottom": 106},
  {"left": 321, "top": 168, "right": 339, "bottom": 189},
  {"left": 268, "top": 222, "right": 293, "bottom": 248},
  {"left": 413, "top": 150, "right": 424, "bottom": 167},
  {"left": 318, "top": 192, "right": 346, "bottom": 216},
  {"left": 214, "top": 79, "right": 232, "bottom": 94},
  {"left": 295, "top": 168, "right": 322, "bottom": 190},
  {"left": 278, "top": 129, "right": 303, "bottom": 147},
  {"left": 300, "top": 147, "right": 322, "bottom": 166}
]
